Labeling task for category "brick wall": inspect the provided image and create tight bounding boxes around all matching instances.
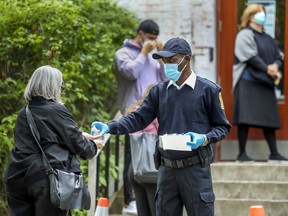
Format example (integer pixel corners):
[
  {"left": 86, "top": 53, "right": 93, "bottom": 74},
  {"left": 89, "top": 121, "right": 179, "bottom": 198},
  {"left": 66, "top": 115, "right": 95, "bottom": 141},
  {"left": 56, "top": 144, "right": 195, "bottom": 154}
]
[{"left": 116, "top": 0, "right": 217, "bottom": 82}]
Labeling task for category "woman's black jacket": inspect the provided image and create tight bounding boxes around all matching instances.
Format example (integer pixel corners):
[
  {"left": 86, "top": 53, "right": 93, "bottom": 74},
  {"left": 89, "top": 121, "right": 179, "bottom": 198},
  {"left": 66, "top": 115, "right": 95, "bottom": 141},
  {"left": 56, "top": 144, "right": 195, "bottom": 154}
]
[{"left": 5, "top": 97, "right": 98, "bottom": 191}]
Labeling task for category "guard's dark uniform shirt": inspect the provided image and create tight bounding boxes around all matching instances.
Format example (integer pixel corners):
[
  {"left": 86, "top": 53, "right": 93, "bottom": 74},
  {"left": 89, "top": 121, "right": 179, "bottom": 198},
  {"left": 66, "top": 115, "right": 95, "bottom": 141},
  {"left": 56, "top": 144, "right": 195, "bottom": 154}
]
[
  {"left": 108, "top": 75, "right": 231, "bottom": 160},
  {"left": 108, "top": 74, "right": 231, "bottom": 216}
]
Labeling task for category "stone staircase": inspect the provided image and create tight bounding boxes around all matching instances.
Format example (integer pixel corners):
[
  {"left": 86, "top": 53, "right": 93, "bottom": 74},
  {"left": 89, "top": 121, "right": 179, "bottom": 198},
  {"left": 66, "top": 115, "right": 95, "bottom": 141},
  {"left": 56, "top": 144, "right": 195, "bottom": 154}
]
[
  {"left": 211, "top": 162, "right": 288, "bottom": 216},
  {"left": 109, "top": 162, "right": 288, "bottom": 216}
]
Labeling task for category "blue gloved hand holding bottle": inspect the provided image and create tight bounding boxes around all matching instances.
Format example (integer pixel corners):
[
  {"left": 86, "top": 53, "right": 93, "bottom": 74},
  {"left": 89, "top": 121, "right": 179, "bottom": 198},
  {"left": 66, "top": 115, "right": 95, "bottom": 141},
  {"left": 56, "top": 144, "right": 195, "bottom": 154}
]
[{"left": 91, "top": 121, "right": 109, "bottom": 136}]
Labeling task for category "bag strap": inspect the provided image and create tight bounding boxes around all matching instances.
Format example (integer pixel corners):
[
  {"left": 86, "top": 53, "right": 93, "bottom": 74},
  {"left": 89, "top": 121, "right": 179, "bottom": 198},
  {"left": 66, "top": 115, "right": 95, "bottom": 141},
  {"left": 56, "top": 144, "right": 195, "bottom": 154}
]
[{"left": 25, "top": 105, "right": 54, "bottom": 175}]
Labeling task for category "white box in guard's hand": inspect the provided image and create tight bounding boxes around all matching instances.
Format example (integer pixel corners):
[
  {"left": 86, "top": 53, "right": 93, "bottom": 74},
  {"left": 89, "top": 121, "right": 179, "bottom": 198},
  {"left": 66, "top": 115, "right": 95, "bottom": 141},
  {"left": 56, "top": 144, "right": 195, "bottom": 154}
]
[{"left": 159, "top": 134, "right": 192, "bottom": 151}]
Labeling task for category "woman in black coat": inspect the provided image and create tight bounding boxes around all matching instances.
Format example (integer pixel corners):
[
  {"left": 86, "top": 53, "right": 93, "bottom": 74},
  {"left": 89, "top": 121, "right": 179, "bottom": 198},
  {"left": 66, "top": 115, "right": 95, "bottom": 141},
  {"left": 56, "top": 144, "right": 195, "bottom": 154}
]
[{"left": 5, "top": 65, "right": 104, "bottom": 216}]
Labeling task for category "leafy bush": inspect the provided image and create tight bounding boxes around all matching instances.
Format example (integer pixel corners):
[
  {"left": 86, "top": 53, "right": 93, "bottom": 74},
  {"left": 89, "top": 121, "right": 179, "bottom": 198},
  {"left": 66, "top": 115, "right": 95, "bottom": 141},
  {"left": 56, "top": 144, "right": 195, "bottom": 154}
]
[{"left": 0, "top": 0, "right": 138, "bottom": 214}]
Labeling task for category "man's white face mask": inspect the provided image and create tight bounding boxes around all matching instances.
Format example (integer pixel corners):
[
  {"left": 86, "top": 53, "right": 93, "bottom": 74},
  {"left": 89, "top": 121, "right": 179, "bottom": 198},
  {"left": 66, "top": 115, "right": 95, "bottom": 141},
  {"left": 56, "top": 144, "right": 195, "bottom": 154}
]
[{"left": 142, "top": 38, "right": 157, "bottom": 54}]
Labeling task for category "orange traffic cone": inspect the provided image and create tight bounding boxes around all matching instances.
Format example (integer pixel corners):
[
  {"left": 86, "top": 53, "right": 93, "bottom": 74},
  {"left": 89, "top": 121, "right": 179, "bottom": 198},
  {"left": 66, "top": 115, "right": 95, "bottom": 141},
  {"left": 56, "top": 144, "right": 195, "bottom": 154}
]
[
  {"left": 95, "top": 197, "right": 109, "bottom": 216},
  {"left": 250, "top": 205, "right": 265, "bottom": 216}
]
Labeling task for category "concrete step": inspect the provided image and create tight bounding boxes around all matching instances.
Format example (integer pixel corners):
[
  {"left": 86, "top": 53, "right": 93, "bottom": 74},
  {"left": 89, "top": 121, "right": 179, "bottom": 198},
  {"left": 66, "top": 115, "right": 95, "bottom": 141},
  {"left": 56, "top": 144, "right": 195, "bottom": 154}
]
[
  {"left": 211, "top": 162, "right": 288, "bottom": 181},
  {"left": 109, "top": 186, "right": 124, "bottom": 215},
  {"left": 213, "top": 180, "right": 288, "bottom": 200},
  {"left": 215, "top": 198, "right": 288, "bottom": 216},
  {"left": 212, "top": 162, "right": 288, "bottom": 216},
  {"left": 109, "top": 162, "right": 288, "bottom": 215}
]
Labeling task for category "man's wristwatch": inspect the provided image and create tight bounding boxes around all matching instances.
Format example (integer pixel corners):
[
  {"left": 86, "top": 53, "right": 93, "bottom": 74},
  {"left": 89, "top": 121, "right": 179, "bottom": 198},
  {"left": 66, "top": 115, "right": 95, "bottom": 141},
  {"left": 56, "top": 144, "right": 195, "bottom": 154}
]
[{"left": 201, "top": 135, "right": 209, "bottom": 146}]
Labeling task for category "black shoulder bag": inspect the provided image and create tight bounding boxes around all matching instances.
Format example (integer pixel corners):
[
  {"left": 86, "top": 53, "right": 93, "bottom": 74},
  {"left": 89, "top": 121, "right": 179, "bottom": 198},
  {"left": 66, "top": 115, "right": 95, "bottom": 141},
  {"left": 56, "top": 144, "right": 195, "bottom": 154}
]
[{"left": 26, "top": 105, "right": 91, "bottom": 210}]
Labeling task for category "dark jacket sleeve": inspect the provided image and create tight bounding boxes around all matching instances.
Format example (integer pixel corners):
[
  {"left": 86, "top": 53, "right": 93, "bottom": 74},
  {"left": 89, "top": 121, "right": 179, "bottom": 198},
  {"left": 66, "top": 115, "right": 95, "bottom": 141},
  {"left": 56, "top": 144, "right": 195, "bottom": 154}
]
[
  {"left": 247, "top": 56, "right": 267, "bottom": 71},
  {"left": 50, "top": 105, "right": 98, "bottom": 160},
  {"left": 204, "top": 84, "right": 231, "bottom": 144}
]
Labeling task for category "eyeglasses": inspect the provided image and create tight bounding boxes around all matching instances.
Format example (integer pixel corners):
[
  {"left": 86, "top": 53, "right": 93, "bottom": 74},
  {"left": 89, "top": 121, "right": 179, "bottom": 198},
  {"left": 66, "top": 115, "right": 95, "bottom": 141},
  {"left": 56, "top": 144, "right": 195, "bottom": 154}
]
[{"left": 60, "top": 82, "right": 65, "bottom": 92}]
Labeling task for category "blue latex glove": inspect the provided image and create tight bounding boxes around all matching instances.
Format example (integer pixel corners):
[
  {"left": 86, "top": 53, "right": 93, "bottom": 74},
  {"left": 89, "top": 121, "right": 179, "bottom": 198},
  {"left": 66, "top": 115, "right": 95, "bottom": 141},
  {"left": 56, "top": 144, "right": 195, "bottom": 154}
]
[
  {"left": 185, "top": 132, "right": 205, "bottom": 149},
  {"left": 91, "top": 121, "right": 109, "bottom": 135}
]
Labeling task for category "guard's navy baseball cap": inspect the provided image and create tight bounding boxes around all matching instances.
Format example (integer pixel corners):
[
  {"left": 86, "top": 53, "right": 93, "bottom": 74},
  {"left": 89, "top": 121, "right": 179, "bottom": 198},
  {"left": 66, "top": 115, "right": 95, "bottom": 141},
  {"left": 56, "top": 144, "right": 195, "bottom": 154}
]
[{"left": 152, "top": 37, "right": 192, "bottom": 59}]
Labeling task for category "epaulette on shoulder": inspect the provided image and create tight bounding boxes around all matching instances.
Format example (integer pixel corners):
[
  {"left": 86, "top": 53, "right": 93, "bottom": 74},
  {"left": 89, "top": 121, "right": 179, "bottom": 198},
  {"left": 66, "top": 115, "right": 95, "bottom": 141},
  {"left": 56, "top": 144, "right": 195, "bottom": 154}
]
[{"left": 202, "top": 77, "right": 221, "bottom": 90}]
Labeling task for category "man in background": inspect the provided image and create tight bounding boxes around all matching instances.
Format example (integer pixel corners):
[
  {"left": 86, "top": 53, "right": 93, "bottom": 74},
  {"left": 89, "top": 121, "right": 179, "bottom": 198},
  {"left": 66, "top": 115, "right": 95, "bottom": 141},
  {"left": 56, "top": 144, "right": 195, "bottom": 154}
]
[{"left": 114, "top": 19, "right": 166, "bottom": 215}]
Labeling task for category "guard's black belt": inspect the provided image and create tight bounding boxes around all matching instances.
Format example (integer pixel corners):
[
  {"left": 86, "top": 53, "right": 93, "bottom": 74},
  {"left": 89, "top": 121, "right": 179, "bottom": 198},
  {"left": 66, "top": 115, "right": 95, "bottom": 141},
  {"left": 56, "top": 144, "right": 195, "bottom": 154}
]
[{"left": 160, "top": 155, "right": 200, "bottom": 168}]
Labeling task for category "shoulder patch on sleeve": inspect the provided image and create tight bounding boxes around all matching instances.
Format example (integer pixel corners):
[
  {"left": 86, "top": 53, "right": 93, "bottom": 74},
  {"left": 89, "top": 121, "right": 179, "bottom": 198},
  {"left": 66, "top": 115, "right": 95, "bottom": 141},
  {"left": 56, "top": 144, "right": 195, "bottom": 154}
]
[{"left": 219, "top": 92, "right": 225, "bottom": 110}]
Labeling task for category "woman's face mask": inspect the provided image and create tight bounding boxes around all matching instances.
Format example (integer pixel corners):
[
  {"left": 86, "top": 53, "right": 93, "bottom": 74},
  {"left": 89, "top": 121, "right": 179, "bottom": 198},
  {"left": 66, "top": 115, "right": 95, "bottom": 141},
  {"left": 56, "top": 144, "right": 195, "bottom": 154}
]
[
  {"left": 253, "top": 11, "right": 266, "bottom": 25},
  {"left": 164, "top": 56, "right": 187, "bottom": 82}
]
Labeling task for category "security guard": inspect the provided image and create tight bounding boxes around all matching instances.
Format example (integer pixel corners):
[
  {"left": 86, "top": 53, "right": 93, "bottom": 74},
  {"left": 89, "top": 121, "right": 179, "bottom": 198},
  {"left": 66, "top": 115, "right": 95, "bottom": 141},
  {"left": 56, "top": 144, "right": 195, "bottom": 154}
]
[{"left": 92, "top": 37, "right": 231, "bottom": 216}]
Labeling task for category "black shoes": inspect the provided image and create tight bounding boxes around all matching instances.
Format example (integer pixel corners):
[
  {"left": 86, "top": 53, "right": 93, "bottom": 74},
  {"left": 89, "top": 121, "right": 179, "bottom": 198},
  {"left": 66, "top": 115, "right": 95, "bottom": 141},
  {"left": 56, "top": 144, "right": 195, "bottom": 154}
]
[
  {"left": 236, "top": 153, "right": 288, "bottom": 162},
  {"left": 269, "top": 154, "right": 288, "bottom": 161},
  {"left": 237, "top": 153, "right": 254, "bottom": 162}
]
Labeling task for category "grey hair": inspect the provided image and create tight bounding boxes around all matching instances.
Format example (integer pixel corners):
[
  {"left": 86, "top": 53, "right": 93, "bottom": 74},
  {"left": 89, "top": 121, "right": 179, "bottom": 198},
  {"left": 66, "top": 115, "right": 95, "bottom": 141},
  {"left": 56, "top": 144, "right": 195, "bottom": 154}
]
[{"left": 24, "top": 65, "right": 63, "bottom": 103}]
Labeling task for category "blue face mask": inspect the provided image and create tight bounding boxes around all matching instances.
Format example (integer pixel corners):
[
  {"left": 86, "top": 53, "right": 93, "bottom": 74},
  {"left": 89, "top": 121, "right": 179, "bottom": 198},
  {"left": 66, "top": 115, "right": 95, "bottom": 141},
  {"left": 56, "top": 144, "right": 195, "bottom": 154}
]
[
  {"left": 254, "top": 11, "right": 266, "bottom": 25},
  {"left": 164, "top": 56, "right": 187, "bottom": 82}
]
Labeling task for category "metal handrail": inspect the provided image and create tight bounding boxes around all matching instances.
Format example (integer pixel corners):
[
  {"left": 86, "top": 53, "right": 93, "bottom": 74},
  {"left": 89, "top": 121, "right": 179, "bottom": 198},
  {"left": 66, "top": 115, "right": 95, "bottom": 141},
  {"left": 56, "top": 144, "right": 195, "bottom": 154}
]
[{"left": 88, "top": 111, "right": 123, "bottom": 216}]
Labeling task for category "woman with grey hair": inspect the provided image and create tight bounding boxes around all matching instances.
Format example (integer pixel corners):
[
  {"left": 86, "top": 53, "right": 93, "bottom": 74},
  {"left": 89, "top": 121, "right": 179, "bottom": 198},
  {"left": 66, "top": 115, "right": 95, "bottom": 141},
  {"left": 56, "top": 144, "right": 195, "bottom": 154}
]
[{"left": 4, "top": 65, "right": 103, "bottom": 215}]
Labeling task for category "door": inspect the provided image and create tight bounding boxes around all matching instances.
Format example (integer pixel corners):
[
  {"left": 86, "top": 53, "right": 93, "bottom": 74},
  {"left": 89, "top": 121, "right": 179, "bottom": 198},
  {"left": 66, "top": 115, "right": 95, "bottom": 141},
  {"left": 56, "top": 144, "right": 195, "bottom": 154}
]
[{"left": 216, "top": 0, "right": 288, "bottom": 140}]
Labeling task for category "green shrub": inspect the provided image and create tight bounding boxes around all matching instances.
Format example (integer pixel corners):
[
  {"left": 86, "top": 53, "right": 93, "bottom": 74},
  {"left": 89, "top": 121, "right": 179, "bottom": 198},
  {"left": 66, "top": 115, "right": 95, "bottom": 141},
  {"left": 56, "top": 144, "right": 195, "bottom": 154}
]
[{"left": 0, "top": 0, "right": 138, "bottom": 214}]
